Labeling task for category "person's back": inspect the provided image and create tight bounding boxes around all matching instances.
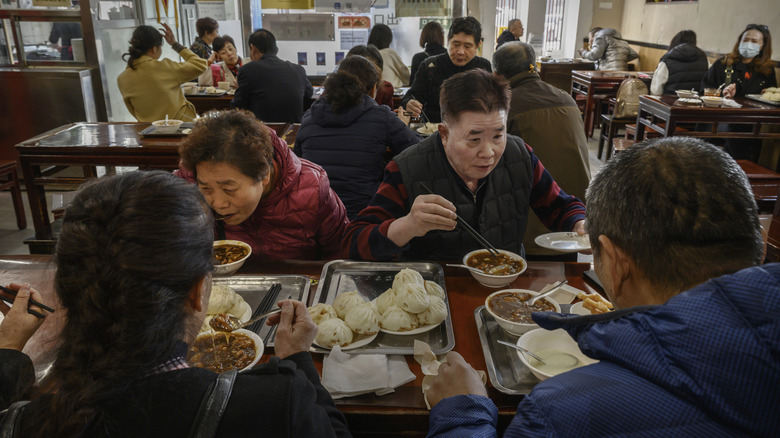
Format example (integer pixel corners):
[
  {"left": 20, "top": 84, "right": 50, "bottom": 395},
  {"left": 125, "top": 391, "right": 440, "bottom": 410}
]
[
  {"left": 659, "top": 42, "right": 708, "bottom": 94},
  {"left": 582, "top": 28, "right": 638, "bottom": 71},
  {"left": 232, "top": 54, "right": 311, "bottom": 123}
]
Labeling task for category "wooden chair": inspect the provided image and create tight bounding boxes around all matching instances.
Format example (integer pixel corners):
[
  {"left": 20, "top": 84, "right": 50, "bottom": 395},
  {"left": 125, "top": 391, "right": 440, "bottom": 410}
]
[
  {"left": 598, "top": 112, "right": 633, "bottom": 160},
  {"left": 0, "top": 160, "right": 26, "bottom": 229}
]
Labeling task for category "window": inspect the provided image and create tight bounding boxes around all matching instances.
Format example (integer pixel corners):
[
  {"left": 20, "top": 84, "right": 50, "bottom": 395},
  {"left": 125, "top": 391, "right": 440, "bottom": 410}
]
[{"left": 543, "top": 0, "right": 565, "bottom": 53}]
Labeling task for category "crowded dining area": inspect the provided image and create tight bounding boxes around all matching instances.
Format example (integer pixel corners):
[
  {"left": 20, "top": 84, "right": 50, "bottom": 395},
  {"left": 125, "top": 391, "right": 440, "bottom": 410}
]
[{"left": 0, "top": 0, "right": 779, "bottom": 436}]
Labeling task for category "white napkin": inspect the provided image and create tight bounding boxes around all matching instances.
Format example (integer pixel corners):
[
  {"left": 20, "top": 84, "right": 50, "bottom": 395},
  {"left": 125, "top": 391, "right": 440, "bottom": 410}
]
[
  {"left": 322, "top": 346, "right": 415, "bottom": 399},
  {"left": 414, "top": 340, "right": 487, "bottom": 409},
  {"left": 722, "top": 98, "right": 742, "bottom": 108}
]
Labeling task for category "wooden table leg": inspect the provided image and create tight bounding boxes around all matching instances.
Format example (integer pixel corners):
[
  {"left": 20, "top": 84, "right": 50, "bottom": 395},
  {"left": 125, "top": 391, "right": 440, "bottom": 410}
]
[{"left": 18, "top": 157, "right": 51, "bottom": 240}]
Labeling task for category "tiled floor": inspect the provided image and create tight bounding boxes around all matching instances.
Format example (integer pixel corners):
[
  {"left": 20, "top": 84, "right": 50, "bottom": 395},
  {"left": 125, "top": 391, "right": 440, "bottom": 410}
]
[{"left": 0, "top": 131, "right": 608, "bottom": 256}]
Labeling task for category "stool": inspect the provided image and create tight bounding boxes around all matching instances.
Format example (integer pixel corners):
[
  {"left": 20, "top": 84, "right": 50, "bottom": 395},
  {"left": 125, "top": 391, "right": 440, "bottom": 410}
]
[
  {"left": 585, "top": 94, "right": 609, "bottom": 139},
  {"left": 0, "top": 160, "right": 26, "bottom": 230},
  {"left": 612, "top": 138, "right": 634, "bottom": 157},
  {"left": 598, "top": 113, "right": 633, "bottom": 160}
]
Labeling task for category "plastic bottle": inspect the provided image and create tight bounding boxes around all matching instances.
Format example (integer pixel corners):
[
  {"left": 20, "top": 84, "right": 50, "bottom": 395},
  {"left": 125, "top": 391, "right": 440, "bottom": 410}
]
[{"left": 210, "top": 64, "right": 223, "bottom": 86}]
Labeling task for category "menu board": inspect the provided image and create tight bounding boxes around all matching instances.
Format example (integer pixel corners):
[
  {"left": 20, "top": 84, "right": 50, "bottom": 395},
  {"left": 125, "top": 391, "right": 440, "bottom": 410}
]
[{"left": 32, "top": 0, "right": 71, "bottom": 6}]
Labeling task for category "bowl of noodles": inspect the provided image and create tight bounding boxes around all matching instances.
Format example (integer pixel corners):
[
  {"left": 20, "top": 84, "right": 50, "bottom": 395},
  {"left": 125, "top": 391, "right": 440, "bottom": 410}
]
[{"left": 213, "top": 240, "right": 251, "bottom": 276}]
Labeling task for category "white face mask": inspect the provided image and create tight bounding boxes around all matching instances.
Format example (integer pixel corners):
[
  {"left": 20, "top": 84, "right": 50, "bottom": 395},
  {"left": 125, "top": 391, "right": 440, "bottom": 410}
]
[{"left": 738, "top": 41, "right": 761, "bottom": 59}]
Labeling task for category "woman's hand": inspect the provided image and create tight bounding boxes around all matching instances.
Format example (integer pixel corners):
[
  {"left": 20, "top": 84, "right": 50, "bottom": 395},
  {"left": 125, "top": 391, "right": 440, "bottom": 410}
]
[
  {"left": 723, "top": 83, "right": 737, "bottom": 99},
  {"left": 267, "top": 300, "right": 317, "bottom": 359},
  {"left": 0, "top": 283, "right": 46, "bottom": 351},
  {"left": 160, "top": 23, "right": 177, "bottom": 46}
]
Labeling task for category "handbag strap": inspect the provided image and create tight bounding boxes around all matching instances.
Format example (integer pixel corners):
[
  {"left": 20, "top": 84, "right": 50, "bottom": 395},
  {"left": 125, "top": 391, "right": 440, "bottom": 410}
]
[
  {"left": 187, "top": 369, "right": 238, "bottom": 438},
  {"left": 0, "top": 401, "right": 30, "bottom": 438}
]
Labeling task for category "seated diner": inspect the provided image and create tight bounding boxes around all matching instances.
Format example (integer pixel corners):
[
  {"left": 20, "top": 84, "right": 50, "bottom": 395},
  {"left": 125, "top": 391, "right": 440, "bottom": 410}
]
[{"left": 198, "top": 35, "right": 242, "bottom": 89}]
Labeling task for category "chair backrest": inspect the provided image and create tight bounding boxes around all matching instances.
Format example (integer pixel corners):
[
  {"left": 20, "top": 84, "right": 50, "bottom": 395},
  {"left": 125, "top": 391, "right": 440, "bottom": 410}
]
[{"left": 613, "top": 76, "right": 648, "bottom": 119}]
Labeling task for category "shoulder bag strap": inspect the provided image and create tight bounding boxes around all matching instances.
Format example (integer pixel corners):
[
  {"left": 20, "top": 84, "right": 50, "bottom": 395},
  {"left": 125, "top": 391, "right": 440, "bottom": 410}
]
[
  {"left": 187, "top": 369, "right": 238, "bottom": 438},
  {"left": 0, "top": 401, "right": 30, "bottom": 438}
]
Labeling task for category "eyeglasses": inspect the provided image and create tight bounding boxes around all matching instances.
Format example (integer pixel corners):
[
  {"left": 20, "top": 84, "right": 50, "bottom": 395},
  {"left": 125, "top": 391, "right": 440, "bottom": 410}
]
[{"left": 746, "top": 24, "right": 769, "bottom": 32}]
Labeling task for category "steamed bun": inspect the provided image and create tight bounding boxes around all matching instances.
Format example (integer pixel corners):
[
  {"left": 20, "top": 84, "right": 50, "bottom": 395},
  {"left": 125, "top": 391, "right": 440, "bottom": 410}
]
[
  {"left": 374, "top": 288, "right": 396, "bottom": 315},
  {"left": 308, "top": 303, "right": 338, "bottom": 325},
  {"left": 416, "top": 296, "right": 447, "bottom": 326},
  {"left": 344, "top": 302, "right": 380, "bottom": 335},
  {"left": 315, "top": 318, "right": 353, "bottom": 347},
  {"left": 392, "top": 268, "right": 424, "bottom": 290},
  {"left": 424, "top": 280, "right": 445, "bottom": 300},
  {"left": 380, "top": 305, "right": 419, "bottom": 332},
  {"left": 394, "top": 283, "right": 430, "bottom": 313},
  {"left": 332, "top": 291, "right": 366, "bottom": 319}
]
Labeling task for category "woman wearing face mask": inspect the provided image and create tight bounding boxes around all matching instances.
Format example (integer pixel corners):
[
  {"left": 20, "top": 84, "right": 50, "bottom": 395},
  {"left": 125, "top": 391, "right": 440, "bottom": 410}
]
[
  {"left": 701, "top": 24, "right": 776, "bottom": 98},
  {"left": 197, "top": 35, "right": 242, "bottom": 89}
]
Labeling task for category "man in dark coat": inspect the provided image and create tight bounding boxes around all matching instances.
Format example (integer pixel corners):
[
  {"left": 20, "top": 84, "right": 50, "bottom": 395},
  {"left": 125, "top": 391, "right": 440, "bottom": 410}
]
[
  {"left": 232, "top": 29, "right": 313, "bottom": 123},
  {"left": 495, "top": 19, "right": 523, "bottom": 50}
]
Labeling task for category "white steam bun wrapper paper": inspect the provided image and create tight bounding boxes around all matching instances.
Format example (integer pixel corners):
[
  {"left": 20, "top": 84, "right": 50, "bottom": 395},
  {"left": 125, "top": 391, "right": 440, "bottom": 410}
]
[
  {"left": 414, "top": 340, "right": 487, "bottom": 409},
  {"left": 308, "top": 303, "right": 338, "bottom": 326},
  {"left": 344, "top": 302, "right": 380, "bottom": 335},
  {"left": 315, "top": 318, "right": 354, "bottom": 348},
  {"left": 332, "top": 291, "right": 366, "bottom": 319}
]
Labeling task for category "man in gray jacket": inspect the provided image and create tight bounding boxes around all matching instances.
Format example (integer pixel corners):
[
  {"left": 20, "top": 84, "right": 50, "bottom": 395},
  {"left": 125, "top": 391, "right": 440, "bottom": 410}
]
[{"left": 579, "top": 27, "right": 638, "bottom": 71}]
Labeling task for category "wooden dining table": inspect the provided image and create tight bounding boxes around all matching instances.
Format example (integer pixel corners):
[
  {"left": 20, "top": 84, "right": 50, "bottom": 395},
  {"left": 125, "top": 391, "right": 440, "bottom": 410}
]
[
  {"left": 633, "top": 95, "right": 780, "bottom": 141},
  {"left": 14, "top": 122, "right": 295, "bottom": 253},
  {"left": 186, "top": 93, "right": 234, "bottom": 114},
  {"left": 539, "top": 60, "right": 595, "bottom": 92},
  {"left": 1, "top": 255, "right": 600, "bottom": 437},
  {"left": 570, "top": 70, "right": 652, "bottom": 138}
]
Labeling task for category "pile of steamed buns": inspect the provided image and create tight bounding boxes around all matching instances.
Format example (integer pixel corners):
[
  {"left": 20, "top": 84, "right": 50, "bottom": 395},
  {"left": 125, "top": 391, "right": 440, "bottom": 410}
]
[{"left": 308, "top": 269, "right": 448, "bottom": 348}]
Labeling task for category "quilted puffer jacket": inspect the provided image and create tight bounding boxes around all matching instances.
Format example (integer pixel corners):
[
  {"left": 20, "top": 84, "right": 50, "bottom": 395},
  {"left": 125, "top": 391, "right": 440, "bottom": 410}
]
[
  {"left": 177, "top": 127, "right": 349, "bottom": 260},
  {"left": 581, "top": 28, "right": 638, "bottom": 71}
]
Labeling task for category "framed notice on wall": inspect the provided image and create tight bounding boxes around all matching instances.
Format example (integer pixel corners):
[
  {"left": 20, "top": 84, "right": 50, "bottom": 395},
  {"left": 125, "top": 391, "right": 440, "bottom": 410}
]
[
  {"left": 197, "top": 1, "right": 226, "bottom": 21},
  {"left": 32, "top": 0, "right": 71, "bottom": 6}
]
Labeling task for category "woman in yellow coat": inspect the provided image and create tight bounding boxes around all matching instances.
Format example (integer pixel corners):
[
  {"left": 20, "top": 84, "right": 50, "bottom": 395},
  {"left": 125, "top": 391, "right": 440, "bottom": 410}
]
[{"left": 118, "top": 23, "right": 207, "bottom": 122}]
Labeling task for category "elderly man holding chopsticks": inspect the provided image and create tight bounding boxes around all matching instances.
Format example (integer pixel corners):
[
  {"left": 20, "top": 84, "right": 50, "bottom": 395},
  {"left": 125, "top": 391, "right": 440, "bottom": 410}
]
[{"left": 343, "top": 69, "right": 586, "bottom": 261}]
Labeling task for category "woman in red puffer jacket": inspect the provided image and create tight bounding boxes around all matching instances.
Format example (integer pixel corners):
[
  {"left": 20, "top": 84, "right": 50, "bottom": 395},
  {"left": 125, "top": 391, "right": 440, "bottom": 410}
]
[{"left": 176, "top": 109, "right": 349, "bottom": 260}]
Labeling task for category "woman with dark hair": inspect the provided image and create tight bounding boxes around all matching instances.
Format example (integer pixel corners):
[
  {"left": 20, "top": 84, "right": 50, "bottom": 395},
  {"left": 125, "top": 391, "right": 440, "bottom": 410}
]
[
  {"left": 410, "top": 21, "right": 446, "bottom": 83},
  {"left": 0, "top": 170, "right": 350, "bottom": 437},
  {"left": 117, "top": 24, "right": 206, "bottom": 122},
  {"left": 347, "top": 44, "right": 394, "bottom": 108},
  {"left": 650, "top": 29, "right": 708, "bottom": 95},
  {"left": 190, "top": 16, "right": 219, "bottom": 63},
  {"left": 368, "top": 24, "right": 410, "bottom": 87},
  {"left": 177, "top": 110, "right": 349, "bottom": 259},
  {"left": 197, "top": 35, "right": 242, "bottom": 88},
  {"left": 295, "top": 56, "right": 420, "bottom": 219}
]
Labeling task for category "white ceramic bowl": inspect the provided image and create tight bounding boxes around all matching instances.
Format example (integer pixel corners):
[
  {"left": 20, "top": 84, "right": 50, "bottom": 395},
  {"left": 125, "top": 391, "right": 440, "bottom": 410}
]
[
  {"left": 192, "top": 328, "right": 264, "bottom": 372},
  {"left": 485, "top": 289, "right": 561, "bottom": 336},
  {"left": 213, "top": 240, "right": 251, "bottom": 276},
  {"left": 700, "top": 96, "right": 724, "bottom": 107},
  {"left": 517, "top": 328, "right": 598, "bottom": 381},
  {"left": 675, "top": 90, "right": 698, "bottom": 98},
  {"left": 463, "top": 249, "right": 527, "bottom": 288},
  {"left": 151, "top": 119, "right": 183, "bottom": 134}
]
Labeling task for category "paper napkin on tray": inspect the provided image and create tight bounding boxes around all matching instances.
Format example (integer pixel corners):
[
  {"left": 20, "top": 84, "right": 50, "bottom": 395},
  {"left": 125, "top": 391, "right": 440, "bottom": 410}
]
[
  {"left": 413, "top": 340, "right": 487, "bottom": 410},
  {"left": 322, "top": 347, "right": 415, "bottom": 399}
]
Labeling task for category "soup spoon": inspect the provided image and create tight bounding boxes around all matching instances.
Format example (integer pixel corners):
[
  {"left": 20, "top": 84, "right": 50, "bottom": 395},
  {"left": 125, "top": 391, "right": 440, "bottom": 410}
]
[
  {"left": 209, "top": 308, "right": 282, "bottom": 332},
  {"left": 524, "top": 280, "right": 568, "bottom": 306},
  {"left": 497, "top": 340, "right": 548, "bottom": 364},
  {"left": 446, "top": 263, "right": 492, "bottom": 275}
]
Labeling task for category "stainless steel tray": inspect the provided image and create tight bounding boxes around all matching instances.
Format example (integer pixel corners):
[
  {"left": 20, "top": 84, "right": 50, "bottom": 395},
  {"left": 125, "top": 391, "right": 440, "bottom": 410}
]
[
  {"left": 213, "top": 275, "right": 311, "bottom": 347},
  {"left": 311, "top": 260, "right": 455, "bottom": 355},
  {"left": 746, "top": 94, "right": 780, "bottom": 107},
  {"left": 475, "top": 305, "right": 538, "bottom": 395}
]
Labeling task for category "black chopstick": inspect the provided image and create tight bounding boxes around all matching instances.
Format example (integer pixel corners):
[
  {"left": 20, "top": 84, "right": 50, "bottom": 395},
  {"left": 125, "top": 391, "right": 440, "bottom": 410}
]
[
  {"left": 409, "top": 94, "right": 431, "bottom": 124},
  {"left": 418, "top": 183, "right": 501, "bottom": 257},
  {"left": 247, "top": 283, "right": 282, "bottom": 333},
  {"left": 0, "top": 284, "right": 55, "bottom": 313},
  {"left": 0, "top": 295, "right": 46, "bottom": 318}
]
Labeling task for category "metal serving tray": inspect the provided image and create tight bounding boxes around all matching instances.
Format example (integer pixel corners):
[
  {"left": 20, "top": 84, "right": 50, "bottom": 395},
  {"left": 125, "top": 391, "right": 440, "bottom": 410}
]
[
  {"left": 139, "top": 122, "right": 194, "bottom": 137},
  {"left": 311, "top": 260, "right": 455, "bottom": 355},
  {"left": 213, "top": 275, "right": 311, "bottom": 347}
]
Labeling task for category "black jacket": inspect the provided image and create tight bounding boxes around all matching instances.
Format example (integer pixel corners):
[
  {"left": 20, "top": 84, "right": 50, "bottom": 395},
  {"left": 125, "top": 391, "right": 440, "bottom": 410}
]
[
  {"left": 660, "top": 43, "right": 709, "bottom": 95},
  {"left": 495, "top": 29, "right": 517, "bottom": 49},
  {"left": 232, "top": 54, "right": 314, "bottom": 123},
  {"left": 401, "top": 53, "right": 492, "bottom": 123},
  {"left": 701, "top": 57, "right": 777, "bottom": 96},
  {"left": 410, "top": 43, "right": 447, "bottom": 87}
]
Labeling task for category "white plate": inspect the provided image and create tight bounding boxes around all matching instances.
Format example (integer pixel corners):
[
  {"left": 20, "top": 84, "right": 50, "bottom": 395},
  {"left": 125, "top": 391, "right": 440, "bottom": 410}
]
[
  {"left": 313, "top": 331, "right": 378, "bottom": 350},
  {"left": 381, "top": 321, "right": 443, "bottom": 336},
  {"left": 206, "top": 89, "right": 227, "bottom": 95},
  {"left": 534, "top": 232, "right": 590, "bottom": 253},
  {"left": 569, "top": 302, "right": 591, "bottom": 315}
]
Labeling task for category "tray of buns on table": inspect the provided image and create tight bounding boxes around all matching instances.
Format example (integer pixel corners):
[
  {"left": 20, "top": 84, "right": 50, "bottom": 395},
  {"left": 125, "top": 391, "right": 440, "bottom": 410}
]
[
  {"left": 747, "top": 87, "right": 780, "bottom": 106},
  {"left": 308, "top": 260, "right": 454, "bottom": 355}
]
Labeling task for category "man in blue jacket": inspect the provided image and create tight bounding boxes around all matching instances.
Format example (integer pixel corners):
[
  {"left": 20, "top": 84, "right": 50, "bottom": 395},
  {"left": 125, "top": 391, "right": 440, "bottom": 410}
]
[{"left": 426, "top": 136, "right": 779, "bottom": 437}]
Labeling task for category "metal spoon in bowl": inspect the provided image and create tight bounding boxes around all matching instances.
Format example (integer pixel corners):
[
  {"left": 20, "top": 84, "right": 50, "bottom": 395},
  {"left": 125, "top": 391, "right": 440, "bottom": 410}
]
[
  {"left": 446, "top": 263, "right": 490, "bottom": 275},
  {"left": 524, "top": 280, "right": 568, "bottom": 306},
  {"left": 209, "top": 308, "right": 282, "bottom": 332},
  {"left": 497, "top": 340, "right": 548, "bottom": 364}
]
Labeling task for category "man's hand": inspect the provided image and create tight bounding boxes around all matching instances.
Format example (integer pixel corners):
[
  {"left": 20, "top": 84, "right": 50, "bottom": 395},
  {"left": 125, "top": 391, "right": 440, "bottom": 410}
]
[
  {"left": 722, "top": 83, "right": 737, "bottom": 99},
  {"left": 160, "top": 23, "right": 177, "bottom": 46},
  {"left": 405, "top": 100, "right": 423, "bottom": 118},
  {"left": 0, "top": 284, "right": 46, "bottom": 351},
  {"left": 427, "top": 352, "right": 487, "bottom": 408},
  {"left": 267, "top": 299, "right": 317, "bottom": 359},
  {"left": 573, "top": 220, "right": 586, "bottom": 236},
  {"left": 387, "top": 194, "right": 457, "bottom": 247},
  {"left": 394, "top": 107, "right": 411, "bottom": 125}
]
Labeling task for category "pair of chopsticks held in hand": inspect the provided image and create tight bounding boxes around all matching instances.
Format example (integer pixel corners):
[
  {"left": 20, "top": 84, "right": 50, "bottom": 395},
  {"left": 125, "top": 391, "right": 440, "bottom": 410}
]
[{"left": 0, "top": 284, "right": 54, "bottom": 319}]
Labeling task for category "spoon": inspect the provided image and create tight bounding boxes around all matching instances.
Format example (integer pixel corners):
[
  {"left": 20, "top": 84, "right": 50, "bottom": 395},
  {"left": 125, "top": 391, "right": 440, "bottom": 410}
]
[
  {"left": 446, "top": 263, "right": 489, "bottom": 275},
  {"left": 209, "top": 308, "right": 282, "bottom": 332},
  {"left": 525, "top": 280, "right": 568, "bottom": 306},
  {"left": 497, "top": 340, "right": 547, "bottom": 364}
]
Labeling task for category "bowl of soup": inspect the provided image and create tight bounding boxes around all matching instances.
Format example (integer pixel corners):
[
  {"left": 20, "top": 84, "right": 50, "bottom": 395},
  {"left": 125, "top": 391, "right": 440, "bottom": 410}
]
[
  {"left": 187, "top": 328, "right": 264, "bottom": 373},
  {"left": 213, "top": 240, "right": 251, "bottom": 276},
  {"left": 151, "top": 119, "right": 183, "bottom": 134},
  {"left": 463, "top": 249, "right": 527, "bottom": 288},
  {"left": 517, "top": 328, "right": 598, "bottom": 381},
  {"left": 485, "top": 289, "right": 561, "bottom": 335}
]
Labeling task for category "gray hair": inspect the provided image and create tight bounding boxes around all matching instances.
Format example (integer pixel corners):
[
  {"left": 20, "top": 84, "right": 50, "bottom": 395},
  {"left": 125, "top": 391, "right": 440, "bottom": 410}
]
[
  {"left": 586, "top": 137, "right": 763, "bottom": 297},
  {"left": 492, "top": 41, "right": 536, "bottom": 79},
  {"left": 508, "top": 18, "right": 520, "bottom": 27}
]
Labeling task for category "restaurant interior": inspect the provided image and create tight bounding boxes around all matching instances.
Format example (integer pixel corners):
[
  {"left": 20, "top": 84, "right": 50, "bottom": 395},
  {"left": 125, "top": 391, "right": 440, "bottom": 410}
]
[{"left": 0, "top": 0, "right": 779, "bottom": 436}]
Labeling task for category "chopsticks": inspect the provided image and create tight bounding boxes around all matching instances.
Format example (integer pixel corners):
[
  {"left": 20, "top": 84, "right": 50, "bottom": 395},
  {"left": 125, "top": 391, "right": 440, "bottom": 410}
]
[
  {"left": 0, "top": 284, "right": 54, "bottom": 318},
  {"left": 246, "top": 283, "right": 282, "bottom": 333},
  {"left": 409, "top": 95, "right": 431, "bottom": 124},
  {"left": 418, "top": 183, "right": 500, "bottom": 256}
]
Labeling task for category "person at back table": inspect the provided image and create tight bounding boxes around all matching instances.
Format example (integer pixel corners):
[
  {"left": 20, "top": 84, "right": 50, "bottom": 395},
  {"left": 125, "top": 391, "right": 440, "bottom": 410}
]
[
  {"left": 579, "top": 27, "right": 638, "bottom": 71},
  {"left": 0, "top": 170, "right": 351, "bottom": 437},
  {"left": 425, "top": 136, "right": 778, "bottom": 437},
  {"left": 231, "top": 29, "right": 313, "bottom": 123},
  {"left": 368, "top": 24, "right": 410, "bottom": 88},
  {"left": 495, "top": 18, "right": 523, "bottom": 50},
  {"left": 346, "top": 45, "right": 395, "bottom": 109},
  {"left": 493, "top": 42, "right": 591, "bottom": 258},
  {"left": 344, "top": 69, "right": 585, "bottom": 261},
  {"left": 650, "top": 30, "right": 709, "bottom": 96},
  {"left": 197, "top": 35, "right": 242, "bottom": 89},
  {"left": 401, "top": 16, "right": 493, "bottom": 123},
  {"left": 410, "top": 21, "right": 447, "bottom": 87},
  {"left": 189, "top": 17, "right": 219, "bottom": 63},
  {"left": 295, "top": 55, "right": 420, "bottom": 220}
]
